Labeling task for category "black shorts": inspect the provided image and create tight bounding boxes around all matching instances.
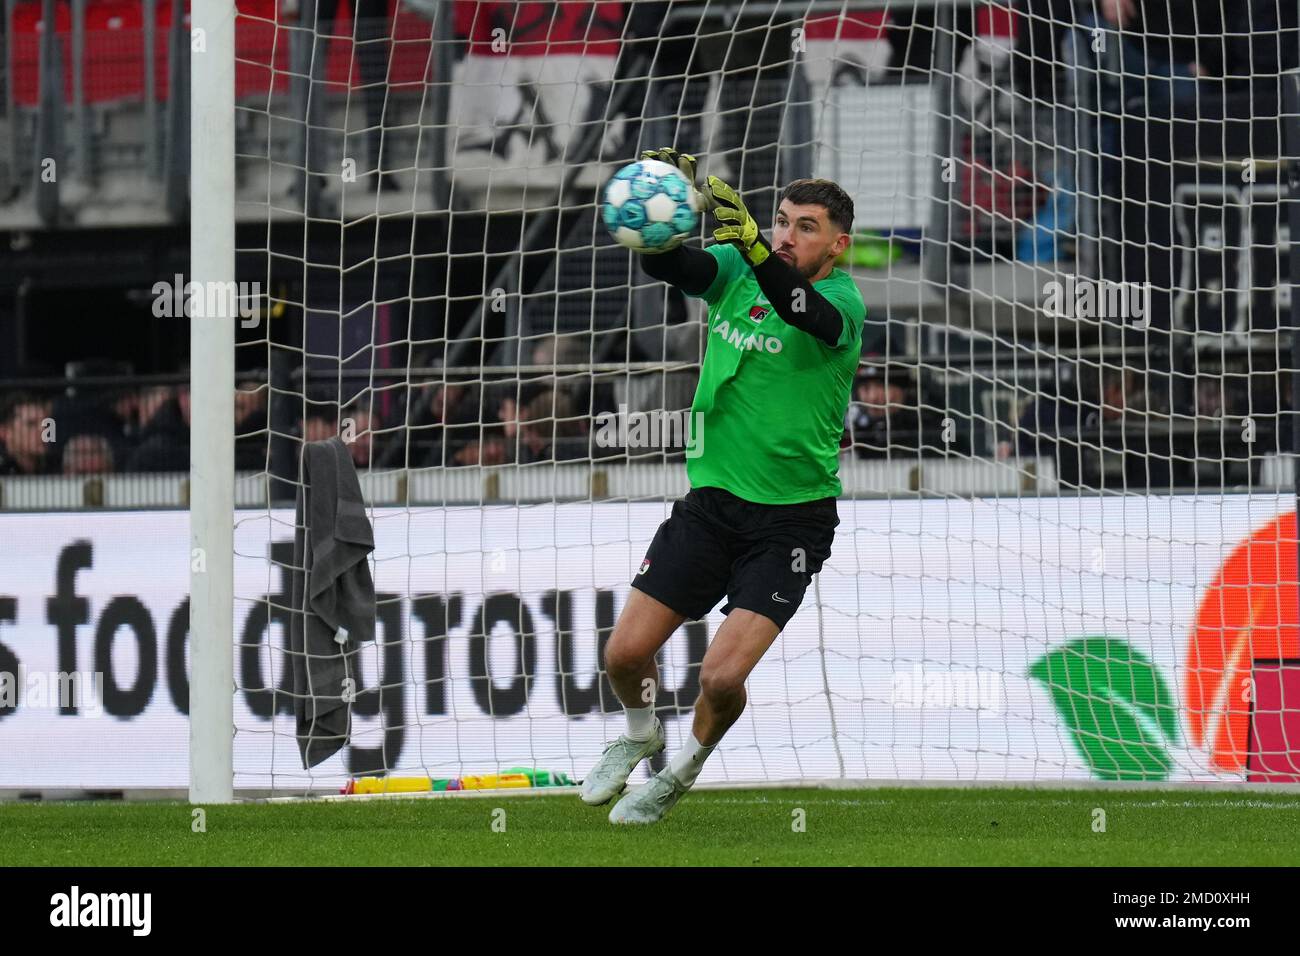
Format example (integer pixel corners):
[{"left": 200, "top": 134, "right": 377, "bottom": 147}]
[{"left": 630, "top": 486, "right": 840, "bottom": 631}]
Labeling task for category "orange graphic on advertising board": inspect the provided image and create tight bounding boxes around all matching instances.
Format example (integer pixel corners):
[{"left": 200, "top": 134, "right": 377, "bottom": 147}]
[{"left": 1186, "top": 511, "right": 1300, "bottom": 775}]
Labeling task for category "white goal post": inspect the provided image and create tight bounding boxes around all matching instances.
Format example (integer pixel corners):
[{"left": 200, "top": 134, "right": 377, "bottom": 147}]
[{"left": 190, "top": 0, "right": 236, "bottom": 803}]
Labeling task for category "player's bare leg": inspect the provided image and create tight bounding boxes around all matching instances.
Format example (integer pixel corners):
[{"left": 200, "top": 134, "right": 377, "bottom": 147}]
[
  {"left": 579, "top": 588, "right": 685, "bottom": 805},
  {"left": 690, "top": 608, "right": 780, "bottom": 745},
  {"left": 604, "top": 588, "right": 685, "bottom": 709},
  {"left": 609, "top": 608, "right": 780, "bottom": 824}
]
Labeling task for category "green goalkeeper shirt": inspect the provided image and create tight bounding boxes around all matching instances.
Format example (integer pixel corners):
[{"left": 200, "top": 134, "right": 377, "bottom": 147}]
[{"left": 683, "top": 243, "right": 866, "bottom": 504}]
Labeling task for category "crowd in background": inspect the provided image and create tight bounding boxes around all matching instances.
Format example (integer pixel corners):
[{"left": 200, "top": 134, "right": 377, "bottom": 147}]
[
  {"left": 0, "top": 377, "right": 269, "bottom": 476},
  {"left": 1, "top": 347, "right": 1292, "bottom": 492}
]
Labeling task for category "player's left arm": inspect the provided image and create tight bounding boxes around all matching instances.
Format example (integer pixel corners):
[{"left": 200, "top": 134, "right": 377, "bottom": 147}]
[
  {"left": 701, "top": 176, "right": 853, "bottom": 349},
  {"left": 750, "top": 257, "right": 854, "bottom": 348}
]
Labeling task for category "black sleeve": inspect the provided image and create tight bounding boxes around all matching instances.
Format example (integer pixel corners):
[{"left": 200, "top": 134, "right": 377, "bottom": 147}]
[
  {"left": 638, "top": 244, "right": 718, "bottom": 297},
  {"left": 750, "top": 255, "right": 846, "bottom": 348}
]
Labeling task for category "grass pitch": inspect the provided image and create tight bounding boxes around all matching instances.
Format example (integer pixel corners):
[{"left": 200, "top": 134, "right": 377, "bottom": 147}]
[{"left": 5, "top": 787, "right": 1299, "bottom": 866}]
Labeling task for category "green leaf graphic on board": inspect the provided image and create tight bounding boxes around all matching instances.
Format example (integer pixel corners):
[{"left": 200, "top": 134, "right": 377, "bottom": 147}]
[{"left": 1028, "top": 637, "right": 1180, "bottom": 781}]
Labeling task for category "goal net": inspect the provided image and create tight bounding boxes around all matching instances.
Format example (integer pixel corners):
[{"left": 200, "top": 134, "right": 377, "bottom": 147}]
[{"left": 195, "top": 0, "right": 1300, "bottom": 797}]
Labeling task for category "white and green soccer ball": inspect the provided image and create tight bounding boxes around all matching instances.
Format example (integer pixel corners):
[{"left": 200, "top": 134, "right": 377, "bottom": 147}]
[{"left": 601, "top": 159, "right": 700, "bottom": 252}]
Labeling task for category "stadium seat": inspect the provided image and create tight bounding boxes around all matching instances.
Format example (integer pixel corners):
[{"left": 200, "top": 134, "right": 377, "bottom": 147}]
[
  {"left": 153, "top": 0, "right": 189, "bottom": 99},
  {"left": 9, "top": 0, "right": 73, "bottom": 107},
  {"left": 235, "top": 0, "right": 289, "bottom": 99},
  {"left": 389, "top": 0, "right": 435, "bottom": 91},
  {"left": 8, "top": 0, "right": 435, "bottom": 108},
  {"left": 84, "top": 0, "right": 147, "bottom": 104},
  {"left": 803, "top": 8, "right": 889, "bottom": 41},
  {"left": 976, "top": 2, "right": 1019, "bottom": 39}
]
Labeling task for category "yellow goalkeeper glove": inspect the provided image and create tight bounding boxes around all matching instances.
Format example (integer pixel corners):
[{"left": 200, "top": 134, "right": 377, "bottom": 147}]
[
  {"left": 700, "top": 175, "right": 770, "bottom": 266},
  {"left": 640, "top": 146, "right": 704, "bottom": 195}
]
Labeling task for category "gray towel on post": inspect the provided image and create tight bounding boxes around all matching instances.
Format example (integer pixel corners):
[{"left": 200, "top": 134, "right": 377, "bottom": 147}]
[{"left": 290, "top": 437, "right": 376, "bottom": 769}]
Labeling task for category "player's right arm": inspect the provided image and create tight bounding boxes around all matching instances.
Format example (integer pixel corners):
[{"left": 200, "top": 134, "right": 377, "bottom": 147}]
[
  {"left": 638, "top": 244, "right": 718, "bottom": 297},
  {"left": 632, "top": 146, "right": 719, "bottom": 298}
]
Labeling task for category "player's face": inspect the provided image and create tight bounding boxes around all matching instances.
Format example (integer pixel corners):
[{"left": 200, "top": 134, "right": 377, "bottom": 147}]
[{"left": 772, "top": 201, "right": 847, "bottom": 281}]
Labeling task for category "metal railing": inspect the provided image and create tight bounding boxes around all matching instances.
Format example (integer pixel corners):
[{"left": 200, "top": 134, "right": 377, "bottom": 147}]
[
  {"left": 1, "top": 0, "right": 452, "bottom": 225},
  {"left": 3, "top": 0, "right": 189, "bottom": 224}
]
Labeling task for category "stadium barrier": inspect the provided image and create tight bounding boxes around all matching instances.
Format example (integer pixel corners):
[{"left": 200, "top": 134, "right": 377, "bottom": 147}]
[{"left": 2, "top": 491, "right": 1298, "bottom": 795}]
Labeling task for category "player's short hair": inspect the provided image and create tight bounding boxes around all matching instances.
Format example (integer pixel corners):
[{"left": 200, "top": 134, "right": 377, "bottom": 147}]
[{"left": 780, "top": 179, "right": 854, "bottom": 234}]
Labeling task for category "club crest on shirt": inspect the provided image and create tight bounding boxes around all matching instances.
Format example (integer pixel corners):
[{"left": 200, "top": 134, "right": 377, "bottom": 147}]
[
  {"left": 638, "top": 558, "right": 651, "bottom": 575},
  {"left": 749, "top": 304, "right": 770, "bottom": 323}
]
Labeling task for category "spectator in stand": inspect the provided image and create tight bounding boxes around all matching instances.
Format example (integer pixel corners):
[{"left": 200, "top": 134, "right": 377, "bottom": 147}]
[
  {"left": 450, "top": 429, "right": 508, "bottom": 466},
  {"left": 300, "top": 399, "right": 385, "bottom": 470},
  {"left": 234, "top": 380, "right": 269, "bottom": 471},
  {"left": 0, "top": 392, "right": 54, "bottom": 475},
  {"left": 998, "top": 377, "right": 1081, "bottom": 464},
  {"left": 486, "top": 333, "right": 597, "bottom": 465},
  {"left": 387, "top": 379, "right": 483, "bottom": 468},
  {"left": 845, "top": 362, "right": 949, "bottom": 458},
  {"left": 510, "top": 388, "right": 588, "bottom": 464},
  {"left": 49, "top": 388, "right": 131, "bottom": 470},
  {"left": 125, "top": 384, "right": 190, "bottom": 472},
  {"left": 122, "top": 386, "right": 176, "bottom": 445},
  {"left": 340, "top": 400, "right": 380, "bottom": 470},
  {"left": 301, "top": 406, "right": 337, "bottom": 445},
  {"left": 1008, "top": 0, "right": 1248, "bottom": 114},
  {"left": 62, "top": 434, "right": 115, "bottom": 475},
  {"left": 491, "top": 333, "right": 592, "bottom": 429},
  {"left": 1177, "top": 372, "right": 1252, "bottom": 490},
  {"left": 1002, "top": 367, "right": 1171, "bottom": 490}
]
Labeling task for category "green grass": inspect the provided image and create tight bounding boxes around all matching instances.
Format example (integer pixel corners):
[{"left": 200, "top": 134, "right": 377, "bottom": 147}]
[{"left": 5, "top": 788, "right": 1300, "bottom": 866}]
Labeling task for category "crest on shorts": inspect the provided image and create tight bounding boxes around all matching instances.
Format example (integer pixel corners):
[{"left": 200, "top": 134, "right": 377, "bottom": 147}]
[{"left": 638, "top": 558, "right": 651, "bottom": 575}]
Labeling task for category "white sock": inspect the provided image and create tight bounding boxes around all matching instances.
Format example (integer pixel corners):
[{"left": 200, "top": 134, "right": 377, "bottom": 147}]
[
  {"left": 668, "top": 733, "right": 716, "bottom": 788},
  {"left": 623, "top": 704, "right": 655, "bottom": 742}
]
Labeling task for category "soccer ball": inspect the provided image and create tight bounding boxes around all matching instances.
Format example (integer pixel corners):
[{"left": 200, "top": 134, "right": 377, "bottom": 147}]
[{"left": 601, "top": 159, "right": 700, "bottom": 252}]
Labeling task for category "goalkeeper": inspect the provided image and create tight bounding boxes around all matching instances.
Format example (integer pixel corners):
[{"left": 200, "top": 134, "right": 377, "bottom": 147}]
[{"left": 582, "top": 148, "right": 866, "bottom": 824}]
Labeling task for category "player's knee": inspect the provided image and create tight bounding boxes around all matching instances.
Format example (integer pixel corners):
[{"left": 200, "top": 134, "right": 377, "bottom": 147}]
[
  {"left": 699, "top": 666, "right": 745, "bottom": 704},
  {"left": 603, "top": 633, "right": 650, "bottom": 680}
]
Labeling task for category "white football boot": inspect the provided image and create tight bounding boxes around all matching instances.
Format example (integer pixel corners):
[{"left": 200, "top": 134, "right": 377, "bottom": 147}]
[
  {"left": 579, "top": 718, "right": 666, "bottom": 806},
  {"left": 608, "top": 767, "right": 690, "bottom": 825}
]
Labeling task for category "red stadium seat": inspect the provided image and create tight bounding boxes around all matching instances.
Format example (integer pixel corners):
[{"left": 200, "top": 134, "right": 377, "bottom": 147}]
[
  {"left": 804, "top": 8, "right": 890, "bottom": 41},
  {"left": 456, "top": 1, "right": 622, "bottom": 57},
  {"left": 84, "top": 0, "right": 146, "bottom": 104},
  {"left": 321, "top": 0, "right": 358, "bottom": 90},
  {"left": 976, "top": 3, "right": 1019, "bottom": 39},
  {"left": 153, "top": 0, "right": 189, "bottom": 99},
  {"left": 389, "top": 0, "right": 435, "bottom": 91},
  {"left": 6, "top": 0, "right": 435, "bottom": 108},
  {"left": 293, "top": 0, "right": 435, "bottom": 94},
  {"left": 236, "top": 0, "right": 289, "bottom": 99},
  {"left": 9, "top": 0, "right": 73, "bottom": 106}
]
